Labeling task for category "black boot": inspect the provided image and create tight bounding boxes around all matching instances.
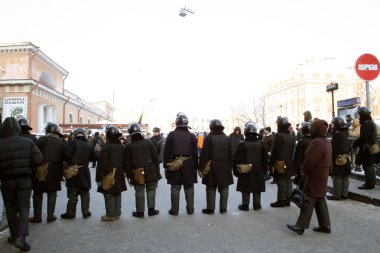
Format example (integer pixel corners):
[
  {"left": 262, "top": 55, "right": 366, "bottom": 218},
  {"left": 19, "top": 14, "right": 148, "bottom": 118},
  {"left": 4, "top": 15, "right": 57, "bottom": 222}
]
[
  {"left": 238, "top": 204, "right": 249, "bottom": 211},
  {"left": 287, "top": 224, "right": 304, "bottom": 235},
  {"left": 270, "top": 200, "right": 287, "bottom": 208},
  {"left": 148, "top": 208, "right": 159, "bottom": 216},
  {"left": 61, "top": 213, "right": 76, "bottom": 219},
  {"left": 132, "top": 211, "right": 144, "bottom": 218},
  {"left": 202, "top": 208, "right": 214, "bottom": 214},
  {"left": 15, "top": 235, "right": 31, "bottom": 251}
]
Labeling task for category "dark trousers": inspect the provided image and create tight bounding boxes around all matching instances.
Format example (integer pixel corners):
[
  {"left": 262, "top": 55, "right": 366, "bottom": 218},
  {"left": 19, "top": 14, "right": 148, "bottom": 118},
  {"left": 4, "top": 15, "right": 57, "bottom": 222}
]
[
  {"left": 1, "top": 178, "right": 31, "bottom": 237},
  {"left": 363, "top": 165, "right": 376, "bottom": 188},
  {"left": 134, "top": 181, "right": 158, "bottom": 212},
  {"left": 332, "top": 175, "right": 349, "bottom": 198},
  {"left": 170, "top": 184, "right": 194, "bottom": 213},
  {"left": 206, "top": 186, "right": 229, "bottom": 211},
  {"left": 296, "top": 197, "right": 331, "bottom": 229},
  {"left": 276, "top": 177, "right": 293, "bottom": 201},
  {"left": 32, "top": 190, "right": 57, "bottom": 217},
  {"left": 103, "top": 193, "right": 121, "bottom": 217},
  {"left": 65, "top": 187, "right": 90, "bottom": 216},
  {"left": 242, "top": 192, "right": 261, "bottom": 207}
]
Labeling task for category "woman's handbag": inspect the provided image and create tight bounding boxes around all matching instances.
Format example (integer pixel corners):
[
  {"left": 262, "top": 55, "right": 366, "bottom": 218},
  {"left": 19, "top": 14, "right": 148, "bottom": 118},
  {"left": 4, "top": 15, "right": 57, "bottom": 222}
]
[
  {"left": 290, "top": 176, "right": 309, "bottom": 209},
  {"left": 134, "top": 167, "right": 145, "bottom": 185},
  {"left": 36, "top": 162, "right": 49, "bottom": 182},
  {"left": 63, "top": 164, "right": 83, "bottom": 179},
  {"left": 236, "top": 164, "right": 253, "bottom": 174},
  {"left": 101, "top": 168, "right": 116, "bottom": 190}
]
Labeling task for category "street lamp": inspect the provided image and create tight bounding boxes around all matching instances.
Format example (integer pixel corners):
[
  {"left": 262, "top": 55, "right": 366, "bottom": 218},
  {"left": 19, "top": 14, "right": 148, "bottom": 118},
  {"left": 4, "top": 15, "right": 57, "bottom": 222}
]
[
  {"left": 326, "top": 82, "right": 339, "bottom": 118},
  {"left": 179, "top": 7, "right": 195, "bottom": 17}
]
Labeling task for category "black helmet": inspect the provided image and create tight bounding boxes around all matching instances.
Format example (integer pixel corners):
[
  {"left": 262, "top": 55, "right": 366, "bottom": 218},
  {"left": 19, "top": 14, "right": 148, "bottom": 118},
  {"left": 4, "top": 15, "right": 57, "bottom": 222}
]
[
  {"left": 332, "top": 117, "right": 346, "bottom": 129},
  {"left": 18, "top": 117, "right": 32, "bottom": 130},
  {"left": 209, "top": 119, "right": 224, "bottom": 130},
  {"left": 355, "top": 106, "right": 371, "bottom": 118},
  {"left": 301, "top": 121, "right": 311, "bottom": 136},
  {"left": 175, "top": 112, "right": 189, "bottom": 127},
  {"left": 277, "top": 117, "right": 290, "bottom": 130},
  {"left": 45, "top": 122, "right": 60, "bottom": 134},
  {"left": 106, "top": 125, "right": 121, "bottom": 139},
  {"left": 128, "top": 122, "right": 141, "bottom": 136},
  {"left": 153, "top": 127, "right": 160, "bottom": 133},
  {"left": 72, "top": 128, "right": 86, "bottom": 137},
  {"left": 244, "top": 122, "right": 257, "bottom": 136}
]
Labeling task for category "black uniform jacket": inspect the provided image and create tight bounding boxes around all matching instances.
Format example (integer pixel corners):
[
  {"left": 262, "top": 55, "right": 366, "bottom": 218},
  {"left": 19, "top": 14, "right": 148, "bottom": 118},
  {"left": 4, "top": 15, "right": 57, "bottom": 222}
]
[
  {"left": 233, "top": 136, "right": 267, "bottom": 193},
  {"left": 96, "top": 140, "right": 127, "bottom": 194},
  {"left": 163, "top": 127, "right": 198, "bottom": 185},
  {"left": 125, "top": 135, "right": 162, "bottom": 185},
  {"left": 199, "top": 131, "right": 233, "bottom": 188}
]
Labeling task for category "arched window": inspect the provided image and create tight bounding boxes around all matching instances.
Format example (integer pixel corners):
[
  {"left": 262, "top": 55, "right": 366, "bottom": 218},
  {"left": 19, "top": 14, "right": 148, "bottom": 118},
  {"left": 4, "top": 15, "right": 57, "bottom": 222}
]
[{"left": 79, "top": 117, "right": 83, "bottom": 124}]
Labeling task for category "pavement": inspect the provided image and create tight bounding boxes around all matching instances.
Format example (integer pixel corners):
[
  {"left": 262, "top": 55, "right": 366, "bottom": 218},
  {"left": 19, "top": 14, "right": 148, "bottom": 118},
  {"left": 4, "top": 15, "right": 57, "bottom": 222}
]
[
  {"left": 0, "top": 166, "right": 379, "bottom": 253},
  {"left": 327, "top": 172, "right": 380, "bottom": 206}
]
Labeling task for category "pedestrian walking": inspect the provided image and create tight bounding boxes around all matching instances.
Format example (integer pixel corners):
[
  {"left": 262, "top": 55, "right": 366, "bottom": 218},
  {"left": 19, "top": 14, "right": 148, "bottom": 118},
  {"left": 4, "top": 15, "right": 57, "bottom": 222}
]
[
  {"left": 234, "top": 122, "right": 267, "bottom": 211},
  {"left": 61, "top": 128, "right": 95, "bottom": 219},
  {"left": 125, "top": 122, "right": 161, "bottom": 217},
  {"left": 287, "top": 119, "right": 332, "bottom": 235},
  {"left": 0, "top": 117, "right": 43, "bottom": 251},
  {"left": 199, "top": 119, "right": 233, "bottom": 214},
  {"left": 95, "top": 126, "right": 127, "bottom": 221},
  {"left": 163, "top": 112, "right": 198, "bottom": 216},
  {"left": 29, "top": 123, "right": 69, "bottom": 223}
]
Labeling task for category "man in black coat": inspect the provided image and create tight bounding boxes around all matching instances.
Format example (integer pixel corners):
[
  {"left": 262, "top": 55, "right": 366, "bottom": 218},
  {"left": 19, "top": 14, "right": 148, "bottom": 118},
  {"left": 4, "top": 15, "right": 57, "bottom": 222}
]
[
  {"left": 150, "top": 127, "right": 165, "bottom": 164},
  {"left": 163, "top": 113, "right": 198, "bottom": 215},
  {"left": 61, "top": 128, "right": 95, "bottom": 219},
  {"left": 0, "top": 117, "right": 43, "bottom": 251}
]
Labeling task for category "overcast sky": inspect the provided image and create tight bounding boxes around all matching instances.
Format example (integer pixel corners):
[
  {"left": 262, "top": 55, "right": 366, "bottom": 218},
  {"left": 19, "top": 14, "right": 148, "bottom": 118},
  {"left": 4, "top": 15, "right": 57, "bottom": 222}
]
[{"left": 1, "top": 0, "right": 380, "bottom": 120}]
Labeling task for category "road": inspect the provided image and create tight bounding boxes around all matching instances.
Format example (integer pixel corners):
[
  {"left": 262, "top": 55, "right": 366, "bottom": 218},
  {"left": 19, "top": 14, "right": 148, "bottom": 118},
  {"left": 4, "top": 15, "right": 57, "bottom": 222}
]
[{"left": 1, "top": 166, "right": 379, "bottom": 253}]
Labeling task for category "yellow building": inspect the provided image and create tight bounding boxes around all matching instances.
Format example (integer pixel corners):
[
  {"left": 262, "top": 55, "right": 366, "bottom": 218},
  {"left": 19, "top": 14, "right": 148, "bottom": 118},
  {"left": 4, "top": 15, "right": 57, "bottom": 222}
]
[
  {"left": 264, "top": 58, "right": 364, "bottom": 130},
  {"left": 0, "top": 42, "right": 113, "bottom": 132}
]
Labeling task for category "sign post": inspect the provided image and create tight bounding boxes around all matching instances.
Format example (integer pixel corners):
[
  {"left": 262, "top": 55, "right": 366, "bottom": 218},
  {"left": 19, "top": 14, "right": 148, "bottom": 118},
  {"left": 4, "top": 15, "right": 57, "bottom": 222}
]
[{"left": 355, "top": 54, "right": 380, "bottom": 109}]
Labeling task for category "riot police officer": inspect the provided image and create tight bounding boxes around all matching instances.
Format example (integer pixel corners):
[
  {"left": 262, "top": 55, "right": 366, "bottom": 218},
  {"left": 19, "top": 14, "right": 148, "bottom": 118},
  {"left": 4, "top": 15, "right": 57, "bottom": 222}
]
[
  {"left": 353, "top": 106, "right": 377, "bottom": 189},
  {"left": 292, "top": 122, "right": 313, "bottom": 185},
  {"left": 96, "top": 126, "right": 127, "bottom": 221},
  {"left": 163, "top": 112, "right": 198, "bottom": 215},
  {"left": 150, "top": 127, "right": 165, "bottom": 163},
  {"left": 270, "top": 117, "right": 296, "bottom": 207},
  {"left": 61, "top": 128, "right": 95, "bottom": 219},
  {"left": 125, "top": 122, "right": 161, "bottom": 217},
  {"left": 29, "top": 123, "right": 69, "bottom": 223},
  {"left": 234, "top": 122, "right": 268, "bottom": 211},
  {"left": 18, "top": 117, "right": 37, "bottom": 144},
  {"left": 199, "top": 119, "right": 233, "bottom": 214},
  {"left": 328, "top": 117, "right": 351, "bottom": 200}
]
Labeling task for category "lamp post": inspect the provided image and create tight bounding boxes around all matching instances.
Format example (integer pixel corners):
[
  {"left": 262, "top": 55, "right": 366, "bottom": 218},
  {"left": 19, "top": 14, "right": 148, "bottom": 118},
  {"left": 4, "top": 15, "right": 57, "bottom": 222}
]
[{"left": 326, "top": 82, "right": 339, "bottom": 118}]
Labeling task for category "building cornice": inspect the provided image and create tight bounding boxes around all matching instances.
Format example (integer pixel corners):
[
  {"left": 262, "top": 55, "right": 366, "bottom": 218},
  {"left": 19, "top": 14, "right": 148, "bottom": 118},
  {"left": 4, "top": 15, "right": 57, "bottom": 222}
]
[
  {"left": 0, "top": 42, "right": 69, "bottom": 76},
  {"left": 0, "top": 79, "right": 111, "bottom": 120}
]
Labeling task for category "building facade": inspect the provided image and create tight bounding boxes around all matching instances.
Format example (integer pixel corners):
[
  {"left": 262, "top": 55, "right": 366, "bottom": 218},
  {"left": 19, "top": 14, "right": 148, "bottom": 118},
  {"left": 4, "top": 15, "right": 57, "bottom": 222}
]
[
  {"left": 0, "top": 42, "right": 113, "bottom": 132},
  {"left": 264, "top": 58, "right": 365, "bottom": 130}
]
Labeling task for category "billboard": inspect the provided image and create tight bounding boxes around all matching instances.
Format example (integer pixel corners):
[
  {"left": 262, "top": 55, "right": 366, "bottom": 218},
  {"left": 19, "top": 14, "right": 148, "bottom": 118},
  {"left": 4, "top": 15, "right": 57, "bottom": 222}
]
[{"left": 2, "top": 97, "right": 28, "bottom": 119}]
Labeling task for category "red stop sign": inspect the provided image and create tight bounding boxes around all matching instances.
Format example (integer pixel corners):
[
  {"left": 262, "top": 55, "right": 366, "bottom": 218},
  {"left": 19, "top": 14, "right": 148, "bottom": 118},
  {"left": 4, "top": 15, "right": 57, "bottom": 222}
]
[{"left": 355, "top": 54, "right": 380, "bottom": 81}]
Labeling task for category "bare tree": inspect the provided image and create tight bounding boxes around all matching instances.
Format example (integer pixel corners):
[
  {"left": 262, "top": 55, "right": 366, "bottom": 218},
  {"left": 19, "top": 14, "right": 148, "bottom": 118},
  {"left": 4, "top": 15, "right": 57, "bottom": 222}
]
[{"left": 230, "top": 96, "right": 266, "bottom": 127}]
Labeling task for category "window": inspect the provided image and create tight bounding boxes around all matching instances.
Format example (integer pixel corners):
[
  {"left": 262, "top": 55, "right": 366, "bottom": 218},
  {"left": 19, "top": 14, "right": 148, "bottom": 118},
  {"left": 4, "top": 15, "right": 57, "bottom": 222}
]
[
  {"left": 69, "top": 113, "right": 73, "bottom": 124},
  {"left": 79, "top": 117, "right": 83, "bottom": 124}
]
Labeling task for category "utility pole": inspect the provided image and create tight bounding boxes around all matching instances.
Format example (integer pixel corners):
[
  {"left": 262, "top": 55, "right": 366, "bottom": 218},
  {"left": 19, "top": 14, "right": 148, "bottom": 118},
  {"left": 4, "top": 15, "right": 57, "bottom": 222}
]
[{"left": 326, "top": 82, "right": 339, "bottom": 118}]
